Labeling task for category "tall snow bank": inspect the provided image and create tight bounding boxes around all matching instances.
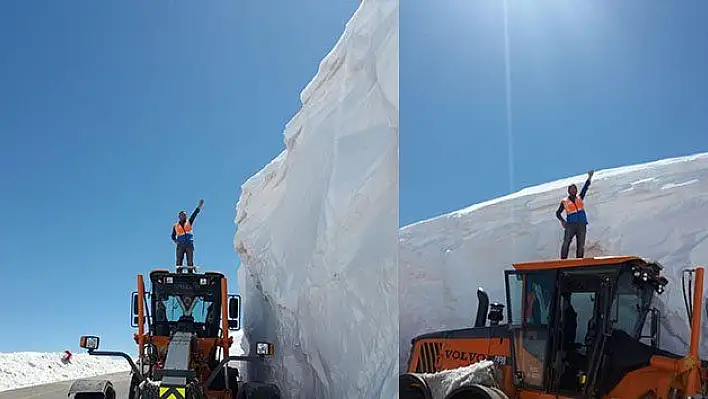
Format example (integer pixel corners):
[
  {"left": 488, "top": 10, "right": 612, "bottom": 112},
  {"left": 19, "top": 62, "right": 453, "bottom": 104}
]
[
  {"left": 0, "top": 352, "right": 129, "bottom": 392},
  {"left": 234, "top": 0, "right": 398, "bottom": 397},
  {"left": 399, "top": 152, "right": 708, "bottom": 370}
]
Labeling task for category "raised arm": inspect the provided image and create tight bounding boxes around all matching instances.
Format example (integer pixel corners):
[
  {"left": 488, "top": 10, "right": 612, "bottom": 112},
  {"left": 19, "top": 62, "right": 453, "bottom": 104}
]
[
  {"left": 189, "top": 208, "right": 200, "bottom": 224},
  {"left": 189, "top": 199, "right": 205, "bottom": 224},
  {"left": 579, "top": 170, "right": 594, "bottom": 200}
]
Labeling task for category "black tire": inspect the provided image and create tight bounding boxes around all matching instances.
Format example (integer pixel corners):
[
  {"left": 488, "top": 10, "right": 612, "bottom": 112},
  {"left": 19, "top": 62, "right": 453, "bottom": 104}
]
[
  {"left": 186, "top": 383, "right": 205, "bottom": 399},
  {"left": 399, "top": 373, "right": 433, "bottom": 399},
  {"left": 73, "top": 386, "right": 116, "bottom": 399},
  {"left": 139, "top": 382, "right": 159, "bottom": 399},
  {"left": 72, "top": 383, "right": 116, "bottom": 399},
  {"left": 444, "top": 384, "right": 508, "bottom": 399},
  {"left": 236, "top": 382, "right": 281, "bottom": 399},
  {"left": 128, "top": 374, "right": 141, "bottom": 399},
  {"left": 209, "top": 366, "right": 241, "bottom": 390},
  {"left": 225, "top": 367, "right": 240, "bottom": 399}
]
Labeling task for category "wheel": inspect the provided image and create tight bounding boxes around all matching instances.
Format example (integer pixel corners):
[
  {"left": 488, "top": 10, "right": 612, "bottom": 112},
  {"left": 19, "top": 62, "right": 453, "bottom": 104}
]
[
  {"left": 399, "top": 373, "right": 433, "bottom": 399},
  {"left": 69, "top": 380, "right": 116, "bottom": 399},
  {"left": 235, "top": 382, "right": 281, "bottom": 399},
  {"left": 209, "top": 366, "right": 240, "bottom": 391},
  {"left": 73, "top": 386, "right": 115, "bottom": 399},
  {"left": 139, "top": 382, "right": 159, "bottom": 399},
  {"left": 444, "top": 385, "right": 508, "bottom": 399},
  {"left": 186, "top": 383, "right": 205, "bottom": 399},
  {"left": 128, "top": 374, "right": 141, "bottom": 399}
]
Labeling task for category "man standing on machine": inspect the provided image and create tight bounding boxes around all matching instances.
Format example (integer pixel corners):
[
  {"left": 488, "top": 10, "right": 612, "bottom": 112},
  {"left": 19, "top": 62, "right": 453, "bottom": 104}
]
[
  {"left": 556, "top": 171, "right": 594, "bottom": 259},
  {"left": 172, "top": 199, "right": 204, "bottom": 270}
]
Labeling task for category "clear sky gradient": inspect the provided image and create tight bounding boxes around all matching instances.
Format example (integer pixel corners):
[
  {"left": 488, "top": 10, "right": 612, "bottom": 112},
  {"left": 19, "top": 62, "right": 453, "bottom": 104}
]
[
  {"left": 401, "top": 0, "right": 708, "bottom": 226},
  {"left": 0, "top": 0, "right": 359, "bottom": 353}
]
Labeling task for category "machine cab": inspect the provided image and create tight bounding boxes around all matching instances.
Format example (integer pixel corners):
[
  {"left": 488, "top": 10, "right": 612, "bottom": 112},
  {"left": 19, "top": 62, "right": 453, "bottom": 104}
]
[
  {"left": 131, "top": 270, "right": 241, "bottom": 339},
  {"left": 504, "top": 256, "right": 666, "bottom": 397}
]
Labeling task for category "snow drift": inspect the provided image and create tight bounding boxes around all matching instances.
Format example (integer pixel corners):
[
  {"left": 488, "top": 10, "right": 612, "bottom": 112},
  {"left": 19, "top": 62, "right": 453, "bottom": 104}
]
[
  {"left": 0, "top": 352, "right": 129, "bottom": 392},
  {"left": 411, "top": 361, "right": 500, "bottom": 399},
  {"left": 399, "top": 152, "right": 708, "bottom": 371},
  {"left": 233, "top": 0, "right": 398, "bottom": 398}
]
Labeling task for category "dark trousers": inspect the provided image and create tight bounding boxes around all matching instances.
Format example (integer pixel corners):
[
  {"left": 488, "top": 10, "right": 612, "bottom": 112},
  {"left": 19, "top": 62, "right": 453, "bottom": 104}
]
[
  {"left": 176, "top": 242, "right": 195, "bottom": 266},
  {"left": 561, "top": 223, "right": 587, "bottom": 259}
]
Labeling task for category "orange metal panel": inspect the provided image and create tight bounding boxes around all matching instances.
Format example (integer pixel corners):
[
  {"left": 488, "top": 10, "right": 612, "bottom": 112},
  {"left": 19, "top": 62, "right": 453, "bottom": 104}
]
[
  {"left": 436, "top": 337, "right": 511, "bottom": 370},
  {"left": 517, "top": 390, "right": 572, "bottom": 399},
  {"left": 607, "top": 365, "right": 675, "bottom": 398},
  {"left": 220, "top": 277, "right": 230, "bottom": 356},
  {"left": 137, "top": 274, "right": 146, "bottom": 358},
  {"left": 687, "top": 266, "right": 705, "bottom": 395},
  {"left": 512, "top": 256, "right": 642, "bottom": 271}
]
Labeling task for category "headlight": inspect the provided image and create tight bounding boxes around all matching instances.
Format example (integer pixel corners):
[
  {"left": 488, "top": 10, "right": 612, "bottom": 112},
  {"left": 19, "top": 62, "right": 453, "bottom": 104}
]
[
  {"left": 256, "top": 342, "right": 274, "bottom": 356},
  {"left": 80, "top": 336, "right": 100, "bottom": 351}
]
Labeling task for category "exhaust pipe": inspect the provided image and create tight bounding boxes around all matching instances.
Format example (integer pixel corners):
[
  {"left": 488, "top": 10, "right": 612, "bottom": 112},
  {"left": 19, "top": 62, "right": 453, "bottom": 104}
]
[{"left": 475, "top": 288, "right": 490, "bottom": 328}]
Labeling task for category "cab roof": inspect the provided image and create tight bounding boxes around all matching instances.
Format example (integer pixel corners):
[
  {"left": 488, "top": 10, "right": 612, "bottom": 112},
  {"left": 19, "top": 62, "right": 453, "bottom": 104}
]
[
  {"left": 148, "top": 269, "right": 225, "bottom": 280},
  {"left": 512, "top": 255, "right": 651, "bottom": 271}
]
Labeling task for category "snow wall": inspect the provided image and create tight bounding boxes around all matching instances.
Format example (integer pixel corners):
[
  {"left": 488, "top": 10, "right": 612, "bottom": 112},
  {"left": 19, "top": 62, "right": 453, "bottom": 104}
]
[
  {"left": 399, "top": 152, "right": 708, "bottom": 371},
  {"left": 234, "top": 0, "right": 398, "bottom": 398}
]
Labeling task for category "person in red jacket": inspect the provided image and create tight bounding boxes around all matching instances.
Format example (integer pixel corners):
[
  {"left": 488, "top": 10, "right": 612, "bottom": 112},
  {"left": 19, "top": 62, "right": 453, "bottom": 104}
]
[
  {"left": 556, "top": 171, "right": 594, "bottom": 259},
  {"left": 172, "top": 199, "right": 204, "bottom": 268}
]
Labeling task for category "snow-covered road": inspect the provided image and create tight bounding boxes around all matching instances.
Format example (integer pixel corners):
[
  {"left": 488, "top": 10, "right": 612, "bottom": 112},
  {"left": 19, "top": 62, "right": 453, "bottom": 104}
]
[
  {"left": 0, "top": 372, "right": 130, "bottom": 399},
  {"left": 0, "top": 352, "right": 129, "bottom": 392}
]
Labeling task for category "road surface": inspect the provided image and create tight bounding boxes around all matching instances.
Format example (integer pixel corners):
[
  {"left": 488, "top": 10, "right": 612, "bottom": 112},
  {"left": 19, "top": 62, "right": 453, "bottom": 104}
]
[{"left": 0, "top": 372, "right": 131, "bottom": 399}]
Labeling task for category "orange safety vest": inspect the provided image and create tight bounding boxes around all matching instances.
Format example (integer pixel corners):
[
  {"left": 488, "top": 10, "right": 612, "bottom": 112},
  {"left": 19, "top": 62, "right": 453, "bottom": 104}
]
[
  {"left": 562, "top": 196, "right": 588, "bottom": 224},
  {"left": 562, "top": 197, "right": 584, "bottom": 213},
  {"left": 174, "top": 221, "right": 194, "bottom": 243}
]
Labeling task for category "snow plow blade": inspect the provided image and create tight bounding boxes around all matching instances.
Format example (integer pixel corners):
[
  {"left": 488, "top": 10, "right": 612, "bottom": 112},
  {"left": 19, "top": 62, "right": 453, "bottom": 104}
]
[{"left": 67, "top": 379, "right": 115, "bottom": 398}]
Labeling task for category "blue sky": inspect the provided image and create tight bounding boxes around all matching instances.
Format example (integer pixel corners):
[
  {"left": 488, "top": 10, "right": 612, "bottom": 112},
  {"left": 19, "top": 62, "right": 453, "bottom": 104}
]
[
  {"left": 401, "top": 0, "right": 708, "bottom": 226},
  {"left": 0, "top": 1, "right": 359, "bottom": 353}
]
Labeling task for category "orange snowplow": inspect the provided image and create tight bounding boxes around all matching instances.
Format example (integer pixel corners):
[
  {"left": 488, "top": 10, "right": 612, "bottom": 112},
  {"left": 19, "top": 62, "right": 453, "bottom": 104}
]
[
  {"left": 70, "top": 268, "right": 281, "bottom": 399},
  {"left": 401, "top": 256, "right": 708, "bottom": 399}
]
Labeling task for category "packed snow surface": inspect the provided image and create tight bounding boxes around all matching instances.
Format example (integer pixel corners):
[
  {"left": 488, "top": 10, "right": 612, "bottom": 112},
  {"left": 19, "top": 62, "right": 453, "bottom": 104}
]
[
  {"left": 234, "top": 0, "right": 398, "bottom": 398},
  {"left": 0, "top": 352, "right": 129, "bottom": 392},
  {"left": 399, "top": 152, "right": 708, "bottom": 370},
  {"left": 414, "top": 361, "right": 499, "bottom": 399}
]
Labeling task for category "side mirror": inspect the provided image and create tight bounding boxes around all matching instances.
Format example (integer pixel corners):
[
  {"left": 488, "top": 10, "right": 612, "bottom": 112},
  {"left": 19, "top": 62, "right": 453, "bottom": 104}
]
[
  {"left": 131, "top": 292, "right": 139, "bottom": 327},
  {"left": 228, "top": 295, "right": 241, "bottom": 330},
  {"left": 132, "top": 292, "right": 139, "bottom": 315},
  {"left": 80, "top": 336, "right": 100, "bottom": 351},
  {"left": 131, "top": 292, "right": 150, "bottom": 327}
]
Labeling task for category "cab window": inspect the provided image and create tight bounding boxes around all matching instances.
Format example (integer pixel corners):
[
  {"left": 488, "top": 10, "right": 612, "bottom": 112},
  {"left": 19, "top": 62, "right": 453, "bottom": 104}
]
[
  {"left": 507, "top": 270, "right": 556, "bottom": 389},
  {"left": 158, "top": 295, "right": 212, "bottom": 323},
  {"left": 507, "top": 271, "right": 555, "bottom": 325}
]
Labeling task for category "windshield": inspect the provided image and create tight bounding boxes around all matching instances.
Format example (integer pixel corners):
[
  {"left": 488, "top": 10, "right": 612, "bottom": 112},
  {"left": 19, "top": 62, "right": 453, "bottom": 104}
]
[
  {"left": 507, "top": 271, "right": 555, "bottom": 326},
  {"left": 611, "top": 270, "right": 654, "bottom": 338},
  {"left": 155, "top": 294, "right": 215, "bottom": 323}
]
